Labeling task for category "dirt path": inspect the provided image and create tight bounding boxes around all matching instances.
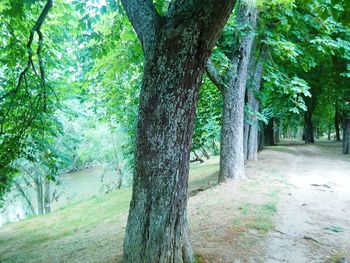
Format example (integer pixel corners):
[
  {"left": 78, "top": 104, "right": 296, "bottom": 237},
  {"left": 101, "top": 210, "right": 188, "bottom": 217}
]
[
  {"left": 189, "top": 141, "right": 350, "bottom": 263},
  {"left": 265, "top": 142, "right": 350, "bottom": 262}
]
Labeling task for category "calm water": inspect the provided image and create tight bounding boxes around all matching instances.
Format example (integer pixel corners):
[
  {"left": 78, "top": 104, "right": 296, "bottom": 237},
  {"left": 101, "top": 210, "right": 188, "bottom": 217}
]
[{"left": 0, "top": 167, "right": 120, "bottom": 227}]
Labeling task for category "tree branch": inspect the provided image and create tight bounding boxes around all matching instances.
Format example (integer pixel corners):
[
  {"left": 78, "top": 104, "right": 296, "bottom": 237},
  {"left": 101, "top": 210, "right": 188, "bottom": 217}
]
[
  {"left": 0, "top": 0, "right": 52, "bottom": 133},
  {"left": 205, "top": 58, "right": 225, "bottom": 93},
  {"left": 120, "top": 0, "right": 159, "bottom": 53}
]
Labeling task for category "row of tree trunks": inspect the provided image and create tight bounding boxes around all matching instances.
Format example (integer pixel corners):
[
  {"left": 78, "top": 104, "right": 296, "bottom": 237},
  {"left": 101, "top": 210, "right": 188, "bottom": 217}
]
[
  {"left": 120, "top": 0, "right": 235, "bottom": 262},
  {"left": 243, "top": 47, "right": 265, "bottom": 161},
  {"left": 343, "top": 114, "right": 350, "bottom": 154},
  {"left": 33, "top": 176, "right": 51, "bottom": 215},
  {"left": 219, "top": 0, "right": 258, "bottom": 181},
  {"left": 243, "top": 115, "right": 259, "bottom": 161}
]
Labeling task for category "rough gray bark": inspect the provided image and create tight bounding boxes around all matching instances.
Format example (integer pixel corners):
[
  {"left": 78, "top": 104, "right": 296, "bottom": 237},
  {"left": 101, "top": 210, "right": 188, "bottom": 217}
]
[
  {"left": 244, "top": 47, "right": 265, "bottom": 161},
  {"left": 219, "top": 0, "right": 258, "bottom": 181},
  {"left": 121, "top": 1, "right": 235, "bottom": 262},
  {"left": 343, "top": 115, "right": 350, "bottom": 154},
  {"left": 206, "top": 0, "right": 258, "bottom": 182}
]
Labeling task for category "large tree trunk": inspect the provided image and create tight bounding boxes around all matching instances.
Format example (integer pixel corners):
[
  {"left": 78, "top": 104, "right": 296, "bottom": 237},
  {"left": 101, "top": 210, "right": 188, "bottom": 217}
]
[
  {"left": 244, "top": 47, "right": 265, "bottom": 161},
  {"left": 121, "top": 1, "right": 235, "bottom": 262},
  {"left": 343, "top": 115, "right": 350, "bottom": 154},
  {"left": 218, "top": 0, "right": 258, "bottom": 181}
]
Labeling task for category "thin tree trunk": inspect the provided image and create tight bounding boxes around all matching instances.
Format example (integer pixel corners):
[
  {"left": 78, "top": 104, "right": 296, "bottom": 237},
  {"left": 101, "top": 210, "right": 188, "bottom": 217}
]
[
  {"left": 335, "top": 106, "right": 342, "bottom": 141},
  {"left": 343, "top": 115, "right": 350, "bottom": 154},
  {"left": 243, "top": 121, "right": 249, "bottom": 159},
  {"left": 304, "top": 111, "right": 314, "bottom": 144},
  {"left": 44, "top": 177, "right": 51, "bottom": 214},
  {"left": 265, "top": 118, "right": 275, "bottom": 146},
  {"left": 315, "top": 128, "right": 320, "bottom": 139},
  {"left": 13, "top": 180, "right": 36, "bottom": 215},
  {"left": 258, "top": 122, "right": 264, "bottom": 151},
  {"left": 201, "top": 147, "right": 210, "bottom": 160},
  {"left": 121, "top": 1, "right": 235, "bottom": 262},
  {"left": 35, "top": 177, "right": 44, "bottom": 215},
  {"left": 190, "top": 151, "right": 205, "bottom": 163},
  {"left": 274, "top": 125, "right": 280, "bottom": 144},
  {"left": 211, "top": 139, "right": 219, "bottom": 156},
  {"left": 111, "top": 131, "right": 123, "bottom": 189}
]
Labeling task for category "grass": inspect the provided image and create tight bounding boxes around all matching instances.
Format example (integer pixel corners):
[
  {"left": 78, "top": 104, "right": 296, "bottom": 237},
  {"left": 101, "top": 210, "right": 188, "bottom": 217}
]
[
  {"left": 0, "top": 156, "right": 220, "bottom": 263},
  {"left": 236, "top": 201, "right": 277, "bottom": 233},
  {"left": 0, "top": 153, "right": 286, "bottom": 262},
  {"left": 0, "top": 188, "right": 132, "bottom": 262},
  {"left": 327, "top": 252, "right": 350, "bottom": 263},
  {"left": 229, "top": 160, "right": 283, "bottom": 239}
]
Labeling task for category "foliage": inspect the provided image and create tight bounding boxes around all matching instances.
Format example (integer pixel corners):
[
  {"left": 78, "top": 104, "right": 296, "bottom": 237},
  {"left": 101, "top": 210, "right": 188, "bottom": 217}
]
[
  {"left": 0, "top": 0, "right": 349, "bottom": 210},
  {"left": 192, "top": 78, "right": 222, "bottom": 154},
  {"left": 0, "top": 0, "right": 80, "bottom": 202}
]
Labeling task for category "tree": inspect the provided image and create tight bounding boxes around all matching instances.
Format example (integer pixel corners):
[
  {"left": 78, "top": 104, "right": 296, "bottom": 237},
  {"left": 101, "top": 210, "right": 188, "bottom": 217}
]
[
  {"left": 0, "top": 0, "right": 80, "bottom": 203},
  {"left": 0, "top": 0, "right": 53, "bottom": 202},
  {"left": 120, "top": 1, "right": 235, "bottom": 262},
  {"left": 205, "top": 0, "right": 258, "bottom": 181}
]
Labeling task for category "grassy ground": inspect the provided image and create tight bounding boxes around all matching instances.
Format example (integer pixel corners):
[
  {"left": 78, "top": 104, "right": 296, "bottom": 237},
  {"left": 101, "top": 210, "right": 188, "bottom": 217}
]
[
  {"left": 0, "top": 147, "right": 300, "bottom": 263},
  {"left": 0, "top": 157, "right": 221, "bottom": 263}
]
